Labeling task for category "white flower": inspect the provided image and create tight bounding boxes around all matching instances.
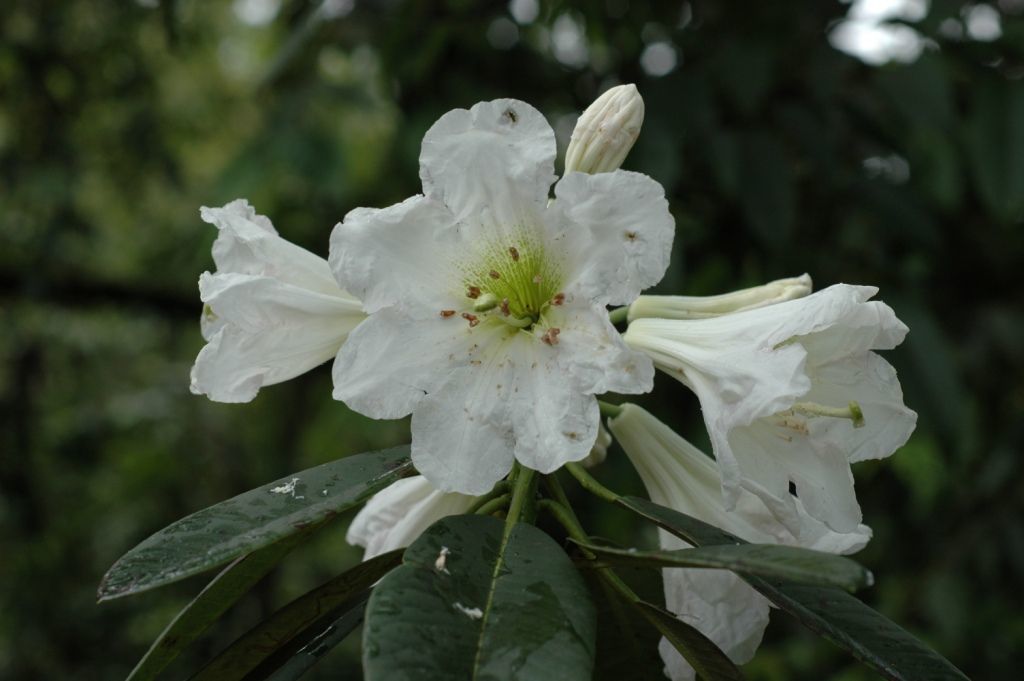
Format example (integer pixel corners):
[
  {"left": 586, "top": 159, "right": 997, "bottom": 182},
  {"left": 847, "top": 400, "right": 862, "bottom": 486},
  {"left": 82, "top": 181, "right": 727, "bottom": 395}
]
[
  {"left": 190, "top": 199, "right": 365, "bottom": 402},
  {"left": 347, "top": 475, "right": 476, "bottom": 560},
  {"left": 623, "top": 284, "right": 917, "bottom": 535},
  {"left": 564, "top": 84, "right": 645, "bottom": 174},
  {"left": 608, "top": 403, "right": 871, "bottom": 681},
  {"left": 628, "top": 274, "right": 812, "bottom": 321},
  {"left": 329, "top": 98, "right": 674, "bottom": 495}
]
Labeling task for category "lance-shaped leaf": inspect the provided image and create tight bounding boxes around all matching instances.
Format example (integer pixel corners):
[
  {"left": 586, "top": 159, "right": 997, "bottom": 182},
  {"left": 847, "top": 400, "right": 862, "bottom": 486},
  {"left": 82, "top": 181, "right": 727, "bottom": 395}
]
[
  {"left": 633, "top": 600, "right": 745, "bottom": 681},
  {"left": 363, "top": 515, "right": 596, "bottom": 681},
  {"left": 190, "top": 549, "right": 403, "bottom": 681},
  {"left": 126, "top": 533, "right": 307, "bottom": 681},
  {"left": 573, "top": 541, "right": 872, "bottom": 592},
  {"left": 99, "top": 446, "right": 413, "bottom": 601},
  {"left": 617, "top": 496, "right": 969, "bottom": 681}
]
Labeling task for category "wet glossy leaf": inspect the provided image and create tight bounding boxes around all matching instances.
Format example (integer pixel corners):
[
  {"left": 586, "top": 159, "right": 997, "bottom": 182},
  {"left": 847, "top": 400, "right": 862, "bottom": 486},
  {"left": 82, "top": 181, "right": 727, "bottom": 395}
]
[
  {"left": 99, "top": 447, "right": 413, "bottom": 601},
  {"left": 126, "top": 534, "right": 306, "bottom": 681},
  {"left": 363, "top": 515, "right": 596, "bottom": 681},
  {"left": 633, "top": 600, "right": 745, "bottom": 681},
  {"left": 263, "top": 605, "right": 368, "bottom": 681},
  {"left": 574, "top": 541, "right": 873, "bottom": 592},
  {"left": 618, "top": 496, "right": 969, "bottom": 681},
  {"left": 190, "top": 550, "right": 402, "bottom": 681}
]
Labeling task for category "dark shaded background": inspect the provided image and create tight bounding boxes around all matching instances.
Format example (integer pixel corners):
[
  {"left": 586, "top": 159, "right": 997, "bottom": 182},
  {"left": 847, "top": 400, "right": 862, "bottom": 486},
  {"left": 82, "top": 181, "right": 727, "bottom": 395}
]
[{"left": 2, "top": 1, "right": 1022, "bottom": 679}]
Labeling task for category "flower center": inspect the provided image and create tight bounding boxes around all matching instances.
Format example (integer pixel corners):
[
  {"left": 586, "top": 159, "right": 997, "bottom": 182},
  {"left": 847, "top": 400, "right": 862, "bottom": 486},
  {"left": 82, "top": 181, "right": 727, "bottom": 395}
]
[{"left": 454, "top": 237, "right": 564, "bottom": 331}]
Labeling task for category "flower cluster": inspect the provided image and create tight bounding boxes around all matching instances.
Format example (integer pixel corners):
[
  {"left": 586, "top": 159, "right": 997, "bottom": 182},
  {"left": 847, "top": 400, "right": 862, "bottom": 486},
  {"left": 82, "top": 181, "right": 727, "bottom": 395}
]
[{"left": 191, "top": 85, "right": 914, "bottom": 680}]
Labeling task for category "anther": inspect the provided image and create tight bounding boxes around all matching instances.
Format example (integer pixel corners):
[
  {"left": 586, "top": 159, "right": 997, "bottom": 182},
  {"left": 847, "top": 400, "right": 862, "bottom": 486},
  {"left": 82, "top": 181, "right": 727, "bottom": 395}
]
[
  {"left": 467, "top": 286, "right": 481, "bottom": 299},
  {"left": 551, "top": 292, "right": 565, "bottom": 306},
  {"left": 541, "top": 327, "right": 561, "bottom": 345},
  {"left": 489, "top": 270, "right": 501, "bottom": 280},
  {"left": 461, "top": 313, "right": 480, "bottom": 328},
  {"left": 440, "top": 310, "right": 456, "bottom": 318},
  {"left": 509, "top": 246, "right": 520, "bottom": 261},
  {"left": 500, "top": 298, "right": 510, "bottom": 316}
]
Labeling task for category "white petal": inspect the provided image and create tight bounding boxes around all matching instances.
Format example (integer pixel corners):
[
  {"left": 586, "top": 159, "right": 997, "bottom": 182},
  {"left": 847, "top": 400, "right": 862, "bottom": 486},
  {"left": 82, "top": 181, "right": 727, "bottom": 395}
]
[
  {"left": 552, "top": 170, "right": 674, "bottom": 305},
  {"left": 329, "top": 195, "right": 464, "bottom": 316},
  {"left": 798, "top": 299, "right": 908, "bottom": 366},
  {"left": 658, "top": 567, "right": 771, "bottom": 681},
  {"left": 332, "top": 308, "right": 507, "bottom": 420},
  {"left": 347, "top": 476, "right": 475, "bottom": 560},
  {"left": 419, "top": 99, "right": 556, "bottom": 225},
  {"left": 190, "top": 273, "right": 363, "bottom": 403},
  {"left": 805, "top": 352, "right": 917, "bottom": 463},
  {"left": 410, "top": 340, "right": 522, "bottom": 494},
  {"left": 546, "top": 303, "right": 655, "bottom": 396},
  {"left": 200, "top": 200, "right": 344, "bottom": 298}
]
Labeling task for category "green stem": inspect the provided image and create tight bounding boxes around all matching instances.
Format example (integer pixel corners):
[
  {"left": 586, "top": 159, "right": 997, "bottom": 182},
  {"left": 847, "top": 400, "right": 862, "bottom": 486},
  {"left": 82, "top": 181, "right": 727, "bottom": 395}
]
[
  {"left": 465, "top": 480, "right": 510, "bottom": 515},
  {"left": 608, "top": 306, "right": 629, "bottom": 325},
  {"left": 565, "top": 462, "right": 620, "bottom": 504},
  {"left": 473, "top": 493, "right": 511, "bottom": 517},
  {"left": 597, "top": 400, "right": 623, "bottom": 418},
  {"left": 536, "top": 498, "right": 638, "bottom": 603},
  {"left": 503, "top": 463, "right": 537, "bottom": 540}
]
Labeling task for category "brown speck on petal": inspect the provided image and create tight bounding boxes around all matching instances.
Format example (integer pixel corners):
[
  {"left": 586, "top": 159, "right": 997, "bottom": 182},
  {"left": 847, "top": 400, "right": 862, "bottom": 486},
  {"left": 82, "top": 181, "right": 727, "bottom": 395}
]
[
  {"left": 509, "top": 246, "right": 520, "bottom": 261},
  {"left": 440, "top": 310, "right": 456, "bottom": 318},
  {"left": 500, "top": 298, "right": 510, "bottom": 316},
  {"left": 461, "top": 313, "right": 480, "bottom": 328},
  {"left": 551, "top": 292, "right": 565, "bottom": 306},
  {"left": 489, "top": 270, "right": 501, "bottom": 279},
  {"left": 625, "top": 231, "right": 638, "bottom": 241},
  {"left": 467, "top": 286, "right": 481, "bottom": 299},
  {"left": 532, "top": 274, "right": 543, "bottom": 284},
  {"left": 541, "top": 327, "right": 561, "bottom": 346}
]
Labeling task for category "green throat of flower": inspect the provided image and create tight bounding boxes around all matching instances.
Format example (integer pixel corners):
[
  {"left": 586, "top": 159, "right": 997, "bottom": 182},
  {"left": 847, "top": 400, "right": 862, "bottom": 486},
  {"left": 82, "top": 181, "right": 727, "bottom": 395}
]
[{"left": 444, "top": 237, "right": 564, "bottom": 335}]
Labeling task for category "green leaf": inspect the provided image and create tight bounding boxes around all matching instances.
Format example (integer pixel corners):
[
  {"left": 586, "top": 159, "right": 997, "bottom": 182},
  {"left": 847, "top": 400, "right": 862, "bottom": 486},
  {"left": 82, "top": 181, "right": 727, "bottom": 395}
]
[
  {"left": 263, "top": 605, "right": 368, "bottom": 681},
  {"left": 363, "top": 515, "right": 596, "bottom": 681},
  {"left": 618, "top": 496, "right": 969, "bottom": 681},
  {"left": 574, "top": 541, "right": 873, "bottom": 592},
  {"left": 585, "top": 572, "right": 664, "bottom": 681},
  {"left": 190, "top": 549, "right": 403, "bottom": 681},
  {"left": 99, "top": 446, "right": 413, "bottom": 601},
  {"left": 126, "top": 534, "right": 307, "bottom": 681},
  {"left": 633, "top": 600, "right": 745, "bottom": 681}
]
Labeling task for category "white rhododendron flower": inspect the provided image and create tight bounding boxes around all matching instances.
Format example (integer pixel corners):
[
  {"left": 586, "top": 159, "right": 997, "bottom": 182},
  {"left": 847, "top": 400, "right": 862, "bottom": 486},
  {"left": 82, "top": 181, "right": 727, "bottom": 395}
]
[
  {"left": 330, "top": 98, "right": 674, "bottom": 494},
  {"left": 347, "top": 475, "right": 476, "bottom": 560},
  {"left": 628, "top": 274, "right": 812, "bottom": 321},
  {"left": 190, "top": 200, "right": 365, "bottom": 402},
  {"left": 624, "top": 284, "right": 917, "bottom": 535},
  {"left": 608, "top": 403, "right": 871, "bottom": 681}
]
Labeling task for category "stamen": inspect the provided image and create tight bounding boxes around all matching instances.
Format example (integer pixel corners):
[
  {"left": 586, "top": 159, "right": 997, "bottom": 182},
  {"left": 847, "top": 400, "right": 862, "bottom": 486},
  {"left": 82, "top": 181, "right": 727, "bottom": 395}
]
[
  {"left": 461, "top": 313, "right": 480, "bottom": 328},
  {"left": 508, "top": 246, "right": 520, "bottom": 261},
  {"left": 551, "top": 292, "right": 565, "bottom": 306},
  {"left": 790, "top": 401, "right": 866, "bottom": 428},
  {"left": 541, "top": 327, "right": 561, "bottom": 345},
  {"left": 439, "top": 310, "right": 456, "bottom": 318},
  {"left": 500, "top": 298, "right": 510, "bottom": 316},
  {"left": 489, "top": 270, "right": 501, "bottom": 280},
  {"left": 467, "top": 286, "right": 481, "bottom": 299},
  {"left": 473, "top": 293, "right": 500, "bottom": 313}
]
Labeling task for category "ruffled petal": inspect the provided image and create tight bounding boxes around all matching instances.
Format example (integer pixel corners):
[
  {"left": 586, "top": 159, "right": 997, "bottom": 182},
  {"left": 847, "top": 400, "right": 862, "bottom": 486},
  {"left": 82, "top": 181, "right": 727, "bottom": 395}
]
[
  {"left": 190, "top": 273, "right": 363, "bottom": 403},
  {"left": 329, "top": 195, "right": 464, "bottom": 316},
  {"left": 805, "top": 352, "right": 917, "bottom": 464},
  {"left": 200, "top": 200, "right": 344, "bottom": 297},
  {"left": 346, "top": 476, "right": 475, "bottom": 560},
  {"left": 551, "top": 170, "right": 674, "bottom": 306},
  {"left": 658, "top": 568, "right": 771, "bottom": 681},
  {"left": 419, "top": 99, "right": 556, "bottom": 226},
  {"left": 546, "top": 303, "right": 655, "bottom": 396},
  {"left": 332, "top": 308, "right": 507, "bottom": 420}
]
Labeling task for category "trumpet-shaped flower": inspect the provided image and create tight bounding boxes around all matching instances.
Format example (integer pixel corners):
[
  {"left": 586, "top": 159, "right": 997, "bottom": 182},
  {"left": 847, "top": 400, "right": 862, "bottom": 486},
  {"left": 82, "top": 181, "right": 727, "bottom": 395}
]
[
  {"left": 330, "top": 98, "right": 674, "bottom": 494},
  {"left": 608, "top": 403, "right": 871, "bottom": 681},
  {"left": 347, "top": 475, "right": 476, "bottom": 560},
  {"left": 624, "top": 284, "right": 916, "bottom": 535},
  {"left": 190, "top": 200, "right": 365, "bottom": 402},
  {"left": 628, "top": 274, "right": 812, "bottom": 321}
]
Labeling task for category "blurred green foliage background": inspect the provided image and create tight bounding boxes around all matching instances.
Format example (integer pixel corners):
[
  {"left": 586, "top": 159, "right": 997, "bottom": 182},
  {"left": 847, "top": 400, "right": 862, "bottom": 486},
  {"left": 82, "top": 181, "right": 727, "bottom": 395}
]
[{"left": 2, "top": 0, "right": 1022, "bottom": 679}]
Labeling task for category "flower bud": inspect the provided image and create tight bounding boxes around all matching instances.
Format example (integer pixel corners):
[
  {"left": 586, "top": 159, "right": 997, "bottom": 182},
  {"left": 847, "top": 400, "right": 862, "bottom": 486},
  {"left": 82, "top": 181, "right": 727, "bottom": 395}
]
[
  {"left": 564, "top": 84, "right": 645, "bottom": 174},
  {"left": 627, "top": 274, "right": 812, "bottom": 322},
  {"left": 580, "top": 421, "right": 612, "bottom": 468}
]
